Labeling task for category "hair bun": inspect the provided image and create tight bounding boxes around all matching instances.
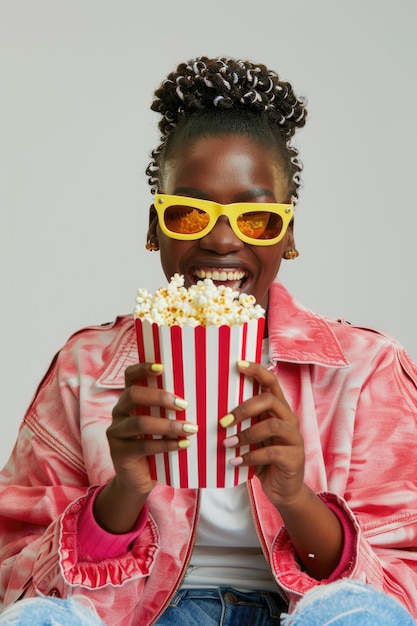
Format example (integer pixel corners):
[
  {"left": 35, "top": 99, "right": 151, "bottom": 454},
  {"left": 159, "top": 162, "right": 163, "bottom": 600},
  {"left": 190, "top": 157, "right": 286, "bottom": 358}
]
[{"left": 151, "top": 56, "right": 307, "bottom": 140}]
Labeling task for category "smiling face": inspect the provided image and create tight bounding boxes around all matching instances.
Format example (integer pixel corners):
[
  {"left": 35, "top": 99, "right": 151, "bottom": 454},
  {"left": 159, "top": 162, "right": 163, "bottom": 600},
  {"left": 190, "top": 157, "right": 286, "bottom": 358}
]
[{"left": 153, "top": 133, "right": 295, "bottom": 309}]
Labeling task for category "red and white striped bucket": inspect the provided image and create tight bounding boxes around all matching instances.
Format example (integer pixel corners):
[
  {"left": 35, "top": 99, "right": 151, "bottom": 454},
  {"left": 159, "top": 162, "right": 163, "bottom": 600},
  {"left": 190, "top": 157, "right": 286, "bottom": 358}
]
[{"left": 135, "top": 317, "right": 265, "bottom": 488}]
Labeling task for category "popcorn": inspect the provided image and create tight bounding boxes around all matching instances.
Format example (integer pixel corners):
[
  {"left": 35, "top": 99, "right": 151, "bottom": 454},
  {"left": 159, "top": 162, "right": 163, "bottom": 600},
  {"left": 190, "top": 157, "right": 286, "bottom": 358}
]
[{"left": 134, "top": 273, "right": 265, "bottom": 327}]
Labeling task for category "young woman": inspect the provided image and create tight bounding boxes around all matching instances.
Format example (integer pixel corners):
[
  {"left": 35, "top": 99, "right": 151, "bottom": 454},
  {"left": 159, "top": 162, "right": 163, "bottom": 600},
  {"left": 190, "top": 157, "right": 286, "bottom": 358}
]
[{"left": 0, "top": 56, "right": 416, "bottom": 626}]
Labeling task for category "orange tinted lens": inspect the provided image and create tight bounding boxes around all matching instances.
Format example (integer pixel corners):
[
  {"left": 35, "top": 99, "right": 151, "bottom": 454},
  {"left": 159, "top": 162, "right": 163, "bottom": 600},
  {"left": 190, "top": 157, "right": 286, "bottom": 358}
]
[
  {"left": 237, "top": 211, "right": 283, "bottom": 240},
  {"left": 164, "top": 206, "right": 210, "bottom": 234}
]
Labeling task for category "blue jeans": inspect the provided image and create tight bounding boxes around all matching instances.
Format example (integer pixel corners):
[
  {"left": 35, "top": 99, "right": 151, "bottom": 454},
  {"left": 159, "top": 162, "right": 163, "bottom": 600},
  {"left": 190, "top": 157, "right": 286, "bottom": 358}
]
[
  {"left": 0, "top": 581, "right": 415, "bottom": 625},
  {"left": 154, "top": 587, "right": 286, "bottom": 625},
  {"left": 154, "top": 581, "right": 416, "bottom": 626},
  {"left": 281, "top": 580, "right": 416, "bottom": 626},
  {"left": 0, "top": 596, "right": 105, "bottom": 625}
]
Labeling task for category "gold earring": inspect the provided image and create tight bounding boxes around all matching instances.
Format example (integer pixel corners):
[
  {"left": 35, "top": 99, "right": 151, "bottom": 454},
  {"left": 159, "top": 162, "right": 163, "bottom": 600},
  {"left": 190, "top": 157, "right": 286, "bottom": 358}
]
[
  {"left": 284, "top": 248, "right": 299, "bottom": 260},
  {"left": 145, "top": 239, "right": 159, "bottom": 252}
]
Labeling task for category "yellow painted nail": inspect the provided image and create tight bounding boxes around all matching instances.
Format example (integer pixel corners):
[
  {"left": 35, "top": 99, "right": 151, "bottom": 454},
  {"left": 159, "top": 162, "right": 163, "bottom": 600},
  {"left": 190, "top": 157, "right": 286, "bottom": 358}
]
[
  {"left": 237, "top": 360, "right": 250, "bottom": 369},
  {"left": 183, "top": 422, "right": 198, "bottom": 434},
  {"left": 178, "top": 439, "right": 191, "bottom": 449},
  {"left": 174, "top": 397, "right": 188, "bottom": 410},
  {"left": 150, "top": 363, "right": 163, "bottom": 372},
  {"left": 220, "top": 413, "right": 234, "bottom": 428}
]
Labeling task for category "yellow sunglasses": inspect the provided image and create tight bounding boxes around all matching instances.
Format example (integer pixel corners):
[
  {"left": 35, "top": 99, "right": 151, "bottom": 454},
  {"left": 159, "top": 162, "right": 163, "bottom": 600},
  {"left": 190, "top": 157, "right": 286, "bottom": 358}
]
[{"left": 154, "top": 193, "right": 293, "bottom": 246}]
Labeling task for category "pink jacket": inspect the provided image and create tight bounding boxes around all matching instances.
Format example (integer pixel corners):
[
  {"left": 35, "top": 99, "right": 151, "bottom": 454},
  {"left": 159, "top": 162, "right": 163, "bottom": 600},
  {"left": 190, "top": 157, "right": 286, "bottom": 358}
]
[{"left": 1, "top": 282, "right": 417, "bottom": 625}]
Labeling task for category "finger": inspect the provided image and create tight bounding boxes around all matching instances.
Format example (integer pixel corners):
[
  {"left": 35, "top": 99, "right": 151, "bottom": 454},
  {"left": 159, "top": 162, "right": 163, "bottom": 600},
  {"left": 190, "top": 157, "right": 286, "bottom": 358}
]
[
  {"left": 229, "top": 442, "right": 305, "bottom": 470},
  {"left": 113, "top": 384, "right": 188, "bottom": 419},
  {"left": 117, "top": 436, "right": 193, "bottom": 458},
  {"left": 223, "top": 415, "right": 302, "bottom": 449},
  {"left": 220, "top": 392, "right": 297, "bottom": 430},
  {"left": 108, "top": 414, "right": 198, "bottom": 440},
  {"left": 237, "top": 360, "right": 291, "bottom": 409},
  {"left": 124, "top": 362, "right": 164, "bottom": 387},
  {"left": 108, "top": 431, "right": 193, "bottom": 472}
]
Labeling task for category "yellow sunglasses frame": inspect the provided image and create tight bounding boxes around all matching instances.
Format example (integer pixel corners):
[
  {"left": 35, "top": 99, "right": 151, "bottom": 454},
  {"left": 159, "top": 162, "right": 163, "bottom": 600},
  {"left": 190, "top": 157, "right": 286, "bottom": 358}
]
[{"left": 154, "top": 193, "right": 294, "bottom": 246}]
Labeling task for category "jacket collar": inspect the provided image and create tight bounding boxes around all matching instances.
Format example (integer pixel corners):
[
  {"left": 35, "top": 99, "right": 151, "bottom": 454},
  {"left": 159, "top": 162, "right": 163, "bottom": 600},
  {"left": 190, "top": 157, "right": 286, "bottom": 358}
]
[
  {"left": 267, "top": 281, "right": 349, "bottom": 367},
  {"left": 97, "top": 282, "right": 349, "bottom": 389}
]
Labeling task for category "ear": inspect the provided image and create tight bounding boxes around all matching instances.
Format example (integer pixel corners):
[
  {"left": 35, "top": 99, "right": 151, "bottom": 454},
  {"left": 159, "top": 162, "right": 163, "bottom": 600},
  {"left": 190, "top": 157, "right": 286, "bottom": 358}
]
[{"left": 146, "top": 204, "right": 159, "bottom": 251}]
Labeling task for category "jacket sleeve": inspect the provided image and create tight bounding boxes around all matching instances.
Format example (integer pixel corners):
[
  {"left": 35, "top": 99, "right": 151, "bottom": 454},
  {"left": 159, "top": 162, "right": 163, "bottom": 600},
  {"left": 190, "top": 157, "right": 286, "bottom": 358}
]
[
  {"left": 0, "top": 336, "right": 158, "bottom": 615},
  {"left": 270, "top": 341, "right": 417, "bottom": 618}
]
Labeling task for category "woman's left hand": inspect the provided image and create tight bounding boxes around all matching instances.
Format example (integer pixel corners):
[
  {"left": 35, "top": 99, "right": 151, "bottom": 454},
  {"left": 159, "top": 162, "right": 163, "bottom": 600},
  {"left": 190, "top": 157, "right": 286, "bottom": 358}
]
[
  {"left": 223, "top": 360, "right": 345, "bottom": 579},
  {"left": 223, "top": 360, "right": 305, "bottom": 508}
]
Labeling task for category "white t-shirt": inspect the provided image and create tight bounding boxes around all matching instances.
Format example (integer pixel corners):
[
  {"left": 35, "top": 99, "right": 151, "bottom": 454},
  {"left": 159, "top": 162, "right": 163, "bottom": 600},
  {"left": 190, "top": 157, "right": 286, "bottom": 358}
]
[{"left": 182, "top": 484, "right": 278, "bottom": 592}]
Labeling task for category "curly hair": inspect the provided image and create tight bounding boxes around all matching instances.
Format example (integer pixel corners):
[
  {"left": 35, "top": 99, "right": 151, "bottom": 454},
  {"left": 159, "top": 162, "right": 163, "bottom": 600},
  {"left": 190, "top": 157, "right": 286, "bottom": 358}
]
[{"left": 146, "top": 56, "right": 307, "bottom": 203}]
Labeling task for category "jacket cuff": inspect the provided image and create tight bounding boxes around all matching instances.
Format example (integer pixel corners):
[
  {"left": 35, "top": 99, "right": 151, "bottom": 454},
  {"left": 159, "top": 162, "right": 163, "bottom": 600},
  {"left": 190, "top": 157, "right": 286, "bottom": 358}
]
[
  {"left": 271, "top": 492, "right": 359, "bottom": 596},
  {"left": 321, "top": 499, "right": 356, "bottom": 581},
  {"left": 77, "top": 485, "right": 149, "bottom": 562},
  {"left": 59, "top": 487, "right": 159, "bottom": 588}
]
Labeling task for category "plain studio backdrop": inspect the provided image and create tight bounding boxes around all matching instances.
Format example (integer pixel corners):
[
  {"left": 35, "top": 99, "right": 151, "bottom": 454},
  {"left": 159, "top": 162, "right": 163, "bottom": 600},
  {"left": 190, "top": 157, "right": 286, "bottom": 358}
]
[{"left": 0, "top": 0, "right": 416, "bottom": 468}]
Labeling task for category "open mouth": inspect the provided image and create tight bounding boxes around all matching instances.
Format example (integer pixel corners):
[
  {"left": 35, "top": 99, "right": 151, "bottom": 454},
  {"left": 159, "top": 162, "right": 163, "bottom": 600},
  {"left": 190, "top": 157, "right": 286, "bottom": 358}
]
[{"left": 191, "top": 267, "right": 250, "bottom": 292}]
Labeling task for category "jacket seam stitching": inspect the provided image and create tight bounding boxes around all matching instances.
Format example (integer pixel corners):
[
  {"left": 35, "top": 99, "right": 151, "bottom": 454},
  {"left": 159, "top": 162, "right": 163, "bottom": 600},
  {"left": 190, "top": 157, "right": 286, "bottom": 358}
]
[{"left": 24, "top": 412, "right": 86, "bottom": 474}]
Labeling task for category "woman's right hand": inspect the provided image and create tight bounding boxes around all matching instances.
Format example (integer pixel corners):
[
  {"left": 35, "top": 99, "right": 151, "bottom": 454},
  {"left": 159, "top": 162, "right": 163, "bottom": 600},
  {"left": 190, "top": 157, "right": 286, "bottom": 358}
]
[
  {"left": 107, "top": 362, "right": 196, "bottom": 495},
  {"left": 93, "top": 362, "right": 197, "bottom": 533}
]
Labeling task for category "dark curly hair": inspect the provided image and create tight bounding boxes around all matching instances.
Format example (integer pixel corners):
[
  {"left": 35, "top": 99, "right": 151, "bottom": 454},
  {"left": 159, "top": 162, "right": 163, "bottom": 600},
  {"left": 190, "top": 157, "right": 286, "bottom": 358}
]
[{"left": 146, "top": 56, "right": 307, "bottom": 204}]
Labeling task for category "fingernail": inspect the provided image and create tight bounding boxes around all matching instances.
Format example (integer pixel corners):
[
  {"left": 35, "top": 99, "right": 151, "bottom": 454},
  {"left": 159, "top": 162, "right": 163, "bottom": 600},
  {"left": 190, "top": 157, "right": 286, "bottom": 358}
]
[
  {"left": 230, "top": 456, "right": 243, "bottom": 467},
  {"left": 183, "top": 422, "right": 198, "bottom": 434},
  {"left": 220, "top": 413, "right": 234, "bottom": 428},
  {"left": 178, "top": 439, "right": 191, "bottom": 449},
  {"left": 237, "top": 360, "right": 250, "bottom": 369},
  {"left": 151, "top": 363, "right": 163, "bottom": 372},
  {"left": 174, "top": 397, "right": 188, "bottom": 410},
  {"left": 223, "top": 435, "right": 239, "bottom": 448}
]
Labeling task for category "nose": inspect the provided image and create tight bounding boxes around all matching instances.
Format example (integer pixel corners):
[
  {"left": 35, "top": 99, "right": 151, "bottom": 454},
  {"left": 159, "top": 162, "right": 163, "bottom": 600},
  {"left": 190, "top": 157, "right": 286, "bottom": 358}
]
[{"left": 199, "top": 216, "right": 244, "bottom": 254}]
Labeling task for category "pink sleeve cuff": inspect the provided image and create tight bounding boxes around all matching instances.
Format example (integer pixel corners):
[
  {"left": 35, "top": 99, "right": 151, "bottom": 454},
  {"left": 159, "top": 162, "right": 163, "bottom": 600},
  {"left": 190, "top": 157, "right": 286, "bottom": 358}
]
[
  {"left": 77, "top": 487, "right": 149, "bottom": 562},
  {"left": 325, "top": 501, "right": 356, "bottom": 581}
]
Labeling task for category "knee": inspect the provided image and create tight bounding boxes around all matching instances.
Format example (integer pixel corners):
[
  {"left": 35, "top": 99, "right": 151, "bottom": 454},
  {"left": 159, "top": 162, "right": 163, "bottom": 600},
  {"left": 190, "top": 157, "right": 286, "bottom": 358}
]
[
  {"left": 281, "top": 579, "right": 416, "bottom": 626},
  {"left": 0, "top": 596, "right": 105, "bottom": 625}
]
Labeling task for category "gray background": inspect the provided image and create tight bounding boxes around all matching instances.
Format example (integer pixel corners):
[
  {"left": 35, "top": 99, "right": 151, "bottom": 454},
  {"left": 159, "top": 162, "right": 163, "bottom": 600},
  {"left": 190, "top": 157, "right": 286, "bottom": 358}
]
[{"left": 1, "top": 0, "right": 416, "bottom": 467}]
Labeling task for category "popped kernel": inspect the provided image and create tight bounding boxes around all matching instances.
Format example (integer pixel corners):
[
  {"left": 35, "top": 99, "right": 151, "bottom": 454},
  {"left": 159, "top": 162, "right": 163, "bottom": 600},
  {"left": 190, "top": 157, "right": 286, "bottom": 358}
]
[{"left": 133, "top": 273, "right": 265, "bottom": 327}]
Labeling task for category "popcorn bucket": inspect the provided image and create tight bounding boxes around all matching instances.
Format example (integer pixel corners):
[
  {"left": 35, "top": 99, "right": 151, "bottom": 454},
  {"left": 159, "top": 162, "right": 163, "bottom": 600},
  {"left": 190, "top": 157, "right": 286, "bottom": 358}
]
[{"left": 135, "top": 317, "right": 265, "bottom": 488}]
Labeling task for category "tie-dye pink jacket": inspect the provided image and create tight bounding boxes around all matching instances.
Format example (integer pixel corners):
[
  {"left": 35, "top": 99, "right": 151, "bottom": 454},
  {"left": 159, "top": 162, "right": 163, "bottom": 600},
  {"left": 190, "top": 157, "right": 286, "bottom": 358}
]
[{"left": 1, "top": 282, "right": 417, "bottom": 625}]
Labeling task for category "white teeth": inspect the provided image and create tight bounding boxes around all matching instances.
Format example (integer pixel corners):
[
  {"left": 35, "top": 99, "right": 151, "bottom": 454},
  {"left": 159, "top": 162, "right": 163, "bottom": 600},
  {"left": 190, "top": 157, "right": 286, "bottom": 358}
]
[{"left": 193, "top": 268, "right": 246, "bottom": 282}]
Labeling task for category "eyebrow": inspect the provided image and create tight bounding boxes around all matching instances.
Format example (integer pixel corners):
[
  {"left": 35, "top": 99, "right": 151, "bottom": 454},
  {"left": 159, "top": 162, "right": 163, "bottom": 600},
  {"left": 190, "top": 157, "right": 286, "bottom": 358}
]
[
  {"left": 171, "top": 186, "right": 276, "bottom": 202},
  {"left": 172, "top": 187, "right": 210, "bottom": 199},
  {"left": 235, "top": 187, "right": 276, "bottom": 202}
]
